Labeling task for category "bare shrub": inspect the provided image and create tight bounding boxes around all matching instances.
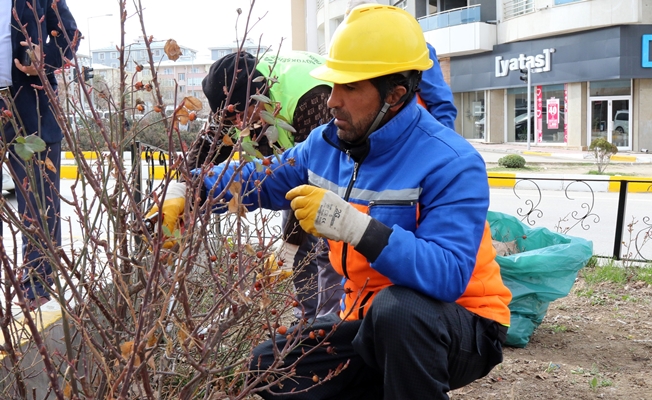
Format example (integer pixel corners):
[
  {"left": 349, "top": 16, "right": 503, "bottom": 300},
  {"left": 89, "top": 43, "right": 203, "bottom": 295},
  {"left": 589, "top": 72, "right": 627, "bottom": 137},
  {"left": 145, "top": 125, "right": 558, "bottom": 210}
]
[{"left": 0, "top": 2, "right": 333, "bottom": 398}]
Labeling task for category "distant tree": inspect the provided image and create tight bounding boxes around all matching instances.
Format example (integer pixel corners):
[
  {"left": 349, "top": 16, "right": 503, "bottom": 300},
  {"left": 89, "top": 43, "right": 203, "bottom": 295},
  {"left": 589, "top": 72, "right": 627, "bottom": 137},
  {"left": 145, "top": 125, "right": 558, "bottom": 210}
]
[{"left": 589, "top": 138, "right": 618, "bottom": 174}]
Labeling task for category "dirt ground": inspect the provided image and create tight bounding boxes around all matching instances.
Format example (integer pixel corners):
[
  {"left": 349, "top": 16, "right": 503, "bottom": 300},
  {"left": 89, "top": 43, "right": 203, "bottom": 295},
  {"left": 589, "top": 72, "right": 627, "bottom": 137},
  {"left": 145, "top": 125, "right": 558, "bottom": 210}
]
[{"left": 450, "top": 276, "right": 652, "bottom": 400}]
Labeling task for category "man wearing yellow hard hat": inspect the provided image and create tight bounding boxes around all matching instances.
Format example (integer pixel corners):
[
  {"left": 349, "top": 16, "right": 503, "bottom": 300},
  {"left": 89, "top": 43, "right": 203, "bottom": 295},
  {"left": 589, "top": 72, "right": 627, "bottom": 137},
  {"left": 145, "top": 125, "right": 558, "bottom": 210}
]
[{"left": 186, "top": 4, "right": 511, "bottom": 398}]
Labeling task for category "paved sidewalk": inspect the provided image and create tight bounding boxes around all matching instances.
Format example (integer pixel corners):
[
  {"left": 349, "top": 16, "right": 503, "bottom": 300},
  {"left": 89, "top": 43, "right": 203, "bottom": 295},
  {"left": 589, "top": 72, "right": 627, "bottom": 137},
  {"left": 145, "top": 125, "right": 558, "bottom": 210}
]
[{"left": 472, "top": 143, "right": 652, "bottom": 165}]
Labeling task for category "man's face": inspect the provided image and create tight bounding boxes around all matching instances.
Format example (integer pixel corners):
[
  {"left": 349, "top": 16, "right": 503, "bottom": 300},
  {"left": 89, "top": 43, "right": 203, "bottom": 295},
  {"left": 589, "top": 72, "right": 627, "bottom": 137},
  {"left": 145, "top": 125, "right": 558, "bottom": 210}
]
[{"left": 328, "top": 80, "right": 382, "bottom": 143}]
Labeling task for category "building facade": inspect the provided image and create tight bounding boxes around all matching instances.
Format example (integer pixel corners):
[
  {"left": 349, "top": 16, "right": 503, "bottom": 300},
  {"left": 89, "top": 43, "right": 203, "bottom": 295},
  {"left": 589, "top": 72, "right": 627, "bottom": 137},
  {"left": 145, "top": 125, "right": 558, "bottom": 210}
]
[
  {"left": 152, "top": 59, "right": 213, "bottom": 114},
  {"left": 91, "top": 37, "right": 198, "bottom": 72},
  {"left": 294, "top": 0, "right": 652, "bottom": 151}
]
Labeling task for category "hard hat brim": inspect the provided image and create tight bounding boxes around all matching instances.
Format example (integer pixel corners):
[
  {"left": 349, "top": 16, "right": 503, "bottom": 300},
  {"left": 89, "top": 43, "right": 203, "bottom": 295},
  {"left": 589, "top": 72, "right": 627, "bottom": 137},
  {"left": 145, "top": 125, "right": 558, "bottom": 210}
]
[{"left": 310, "top": 58, "right": 433, "bottom": 84}]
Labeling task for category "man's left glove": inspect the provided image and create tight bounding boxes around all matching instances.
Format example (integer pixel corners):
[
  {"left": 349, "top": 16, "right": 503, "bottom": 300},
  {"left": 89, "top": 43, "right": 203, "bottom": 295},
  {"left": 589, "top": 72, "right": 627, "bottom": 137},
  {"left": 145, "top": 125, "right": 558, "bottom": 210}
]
[
  {"left": 145, "top": 181, "right": 186, "bottom": 248},
  {"left": 286, "top": 185, "right": 371, "bottom": 246}
]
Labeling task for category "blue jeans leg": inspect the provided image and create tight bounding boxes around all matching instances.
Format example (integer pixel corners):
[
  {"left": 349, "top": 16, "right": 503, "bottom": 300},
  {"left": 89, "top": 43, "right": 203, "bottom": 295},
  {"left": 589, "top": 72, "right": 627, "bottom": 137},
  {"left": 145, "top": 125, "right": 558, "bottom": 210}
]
[{"left": 11, "top": 142, "right": 61, "bottom": 300}]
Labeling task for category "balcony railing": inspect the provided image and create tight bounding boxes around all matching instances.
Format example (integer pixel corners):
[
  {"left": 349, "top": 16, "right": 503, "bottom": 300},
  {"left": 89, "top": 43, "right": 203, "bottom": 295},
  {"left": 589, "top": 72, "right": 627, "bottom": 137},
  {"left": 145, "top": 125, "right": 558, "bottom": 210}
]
[
  {"left": 418, "top": 4, "right": 481, "bottom": 31},
  {"left": 503, "top": 0, "right": 535, "bottom": 20}
]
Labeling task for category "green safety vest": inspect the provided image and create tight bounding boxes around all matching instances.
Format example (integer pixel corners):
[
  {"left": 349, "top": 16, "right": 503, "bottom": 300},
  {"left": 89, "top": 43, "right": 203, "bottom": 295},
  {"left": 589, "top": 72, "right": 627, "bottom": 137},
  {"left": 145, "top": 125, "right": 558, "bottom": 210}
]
[{"left": 255, "top": 51, "right": 332, "bottom": 149}]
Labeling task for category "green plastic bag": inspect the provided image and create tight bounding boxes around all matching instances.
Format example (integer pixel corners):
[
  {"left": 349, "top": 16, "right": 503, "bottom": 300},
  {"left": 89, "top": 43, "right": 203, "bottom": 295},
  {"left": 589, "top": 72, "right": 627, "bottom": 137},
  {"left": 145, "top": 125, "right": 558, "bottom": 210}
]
[{"left": 487, "top": 211, "right": 593, "bottom": 348}]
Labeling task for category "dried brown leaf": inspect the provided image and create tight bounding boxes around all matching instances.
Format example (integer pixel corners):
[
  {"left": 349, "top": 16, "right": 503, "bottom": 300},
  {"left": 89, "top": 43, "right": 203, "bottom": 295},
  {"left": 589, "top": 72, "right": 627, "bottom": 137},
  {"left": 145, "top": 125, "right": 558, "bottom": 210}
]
[
  {"left": 244, "top": 243, "right": 255, "bottom": 256},
  {"left": 44, "top": 157, "right": 57, "bottom": 173},
  {"left": 227, "top": 196, "right": 240, "bottom": 214},
  {"left": 164, "top": 39, "right": 182, "bottom": 61},
  {"left": 222, "top": 134, "right": 234, "bottom": 146},
  {"left": 183, "top": 96, "right": 203, "bottom": 111}
]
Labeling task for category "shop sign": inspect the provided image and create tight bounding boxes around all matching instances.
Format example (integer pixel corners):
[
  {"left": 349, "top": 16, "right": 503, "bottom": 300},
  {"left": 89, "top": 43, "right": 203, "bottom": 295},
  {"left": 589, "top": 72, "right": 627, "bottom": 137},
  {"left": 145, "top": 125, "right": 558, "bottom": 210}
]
[
  {"left": 495, "top": 48, "right": 555, "bottom": 77},
  {"left": 547, "top": 97, "right": 560, "bottom": 130},
  {"left": 643, "top": 34, "right": 652, "bottom": 68},
  {"left": 564, "top": 84, "right": 568, "bottom": 143},
  {"left": 536, "top": 86, "right": 543, "bottom": 143}
]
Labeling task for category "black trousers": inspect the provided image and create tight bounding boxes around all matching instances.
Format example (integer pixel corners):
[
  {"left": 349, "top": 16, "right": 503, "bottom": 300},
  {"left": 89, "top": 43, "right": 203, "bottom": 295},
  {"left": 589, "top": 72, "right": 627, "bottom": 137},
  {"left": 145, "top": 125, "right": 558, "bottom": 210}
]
[
  {"left": 250, "top": 286, "right": 506, "bottom": 400},
  {"left": 282, "top": 210, "right": 343, "bottom": 320}
]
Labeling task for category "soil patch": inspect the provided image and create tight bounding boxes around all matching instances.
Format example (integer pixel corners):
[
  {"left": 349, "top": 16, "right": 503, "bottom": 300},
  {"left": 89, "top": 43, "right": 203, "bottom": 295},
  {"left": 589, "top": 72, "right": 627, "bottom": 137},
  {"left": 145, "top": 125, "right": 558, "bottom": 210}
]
[{"left": 450, "top": 276, "right": 652, "bottom": 400}]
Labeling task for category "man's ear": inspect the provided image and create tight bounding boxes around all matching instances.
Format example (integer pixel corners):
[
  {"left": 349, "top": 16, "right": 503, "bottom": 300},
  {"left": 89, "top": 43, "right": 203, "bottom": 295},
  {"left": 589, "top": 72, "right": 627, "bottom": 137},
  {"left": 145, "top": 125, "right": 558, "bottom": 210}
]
[{"left": 386, "top": 85, "right": 408, "bottom": 111}]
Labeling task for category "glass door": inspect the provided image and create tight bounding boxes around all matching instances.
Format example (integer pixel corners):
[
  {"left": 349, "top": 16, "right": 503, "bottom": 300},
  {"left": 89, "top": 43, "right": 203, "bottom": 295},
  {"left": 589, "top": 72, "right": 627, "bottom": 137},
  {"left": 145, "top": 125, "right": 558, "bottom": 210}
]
[
  {"left": 611, "top": 100, "right": 629, "bottom": 148},
  {"left": 589, "top": 97, "right": 630, "bottom": 150}
]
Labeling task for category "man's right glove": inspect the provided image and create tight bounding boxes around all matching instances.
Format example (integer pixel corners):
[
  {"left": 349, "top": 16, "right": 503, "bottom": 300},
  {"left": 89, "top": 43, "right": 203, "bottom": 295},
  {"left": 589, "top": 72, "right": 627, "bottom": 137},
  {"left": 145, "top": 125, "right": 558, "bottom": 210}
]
[
  {"left": 145, "top": 181, "right": 186, "bottom": 248},
  {"left": 286, "top": 185, "right": 371, "bottom": 246}
]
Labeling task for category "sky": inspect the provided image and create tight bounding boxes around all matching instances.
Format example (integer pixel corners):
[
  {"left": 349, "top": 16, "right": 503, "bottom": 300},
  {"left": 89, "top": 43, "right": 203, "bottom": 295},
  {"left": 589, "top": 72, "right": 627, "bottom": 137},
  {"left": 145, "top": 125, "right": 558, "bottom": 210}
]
[{"left": 64, "top": 0, "right": 293, "bottom": 59}]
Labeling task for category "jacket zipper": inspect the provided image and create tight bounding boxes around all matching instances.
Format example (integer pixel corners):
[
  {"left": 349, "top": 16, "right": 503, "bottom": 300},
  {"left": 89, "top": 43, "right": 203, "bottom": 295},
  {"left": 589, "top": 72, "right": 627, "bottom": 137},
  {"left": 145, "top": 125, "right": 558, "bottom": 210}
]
[
  {"left": 341, "top": 152, "right": 359, "bottom": 280},
  {"left": 367, "top": 199, "right": 416, "bottom": 210}
]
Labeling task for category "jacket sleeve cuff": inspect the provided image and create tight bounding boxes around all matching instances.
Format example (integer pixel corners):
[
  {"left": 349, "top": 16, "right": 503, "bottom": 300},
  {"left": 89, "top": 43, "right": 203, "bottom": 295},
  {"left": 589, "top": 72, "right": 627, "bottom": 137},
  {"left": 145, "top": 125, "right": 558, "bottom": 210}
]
[{"left": 354, "top": 218, "right": 393, "bottom": 262}]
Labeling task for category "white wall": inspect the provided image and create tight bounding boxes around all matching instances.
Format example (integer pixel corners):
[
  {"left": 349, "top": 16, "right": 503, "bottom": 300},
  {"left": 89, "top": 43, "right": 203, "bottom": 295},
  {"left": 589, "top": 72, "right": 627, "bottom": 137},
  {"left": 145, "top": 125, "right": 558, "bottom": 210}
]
[
  {"left": 498, "top": 0, "right": 642, "bottom": 44},
  {"left": 425, "top": 22, "right": 497, "bottom": 57}
]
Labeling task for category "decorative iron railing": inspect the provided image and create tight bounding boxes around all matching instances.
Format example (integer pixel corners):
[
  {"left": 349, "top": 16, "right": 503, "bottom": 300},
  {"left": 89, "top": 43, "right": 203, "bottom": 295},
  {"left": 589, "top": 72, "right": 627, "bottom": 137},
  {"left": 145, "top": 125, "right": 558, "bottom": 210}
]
[
  {"left": 137, "top": 150, "right": 652, "bottom": 262},
  {"left": 489, "top": 175, "right": 652, "bottom": 262}
]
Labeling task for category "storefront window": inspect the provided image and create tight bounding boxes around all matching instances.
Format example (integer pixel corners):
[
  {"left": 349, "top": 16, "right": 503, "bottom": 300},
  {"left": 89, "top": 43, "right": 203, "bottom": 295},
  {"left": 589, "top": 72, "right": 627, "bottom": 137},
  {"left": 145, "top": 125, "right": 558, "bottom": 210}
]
[
  {"left": 460, "top": 91, "right": 485, "bottom": 140},
  {"left": 589, "top": 80, "right": 631, "bottom": 97},
  {"left": 506, "top": 85, "right": 565, "bottom": 144}
]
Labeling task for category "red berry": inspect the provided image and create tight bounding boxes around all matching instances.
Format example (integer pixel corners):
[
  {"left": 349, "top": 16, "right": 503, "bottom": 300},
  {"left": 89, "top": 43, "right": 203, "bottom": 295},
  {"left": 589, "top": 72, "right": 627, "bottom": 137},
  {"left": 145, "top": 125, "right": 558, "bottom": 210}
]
[
  {"left": 277, "top": 325, "right": 288, "bottom": 335},
  {"left": 277, "top": 260, "right": 284, "bottom": 267},
  {"left": 2, "top": 110, "right": 12, "bottom": 118},
  {"left": 230, "top": 252, "right": 237, "bottom": 259},
  {"left": 318, "top": 329, "right": 326, "bottom": 337},
  {"left": 256, "top": 251, "right": 264, "bottom": 259},
  {"left": 312, "top": 375, "right": 319, "bottom": 383},
  {"left": 262, "top": 157, "right": 271, "bottom": 166},
  {"left": 209, "top": 255, "right": 217, "bottom": 262},
  {"left": 265, "top": 168, "right": 272, "bottom": 176},
  {"left": 227, "top": 104, "right": 235, "bottom": 113},
  {"left": 309, "top": 331, "right": 316, "bottom": 340},
  {"left": 188, "top": 111, "right": 197, "bottom": 121}
]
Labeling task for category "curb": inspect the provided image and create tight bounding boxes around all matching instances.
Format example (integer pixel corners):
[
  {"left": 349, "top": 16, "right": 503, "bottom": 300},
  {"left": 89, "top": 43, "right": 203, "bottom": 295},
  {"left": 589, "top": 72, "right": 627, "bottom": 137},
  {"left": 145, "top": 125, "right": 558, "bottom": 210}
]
[
  {"left": 476, "top": 146, "right": 652, "bottom": 164},
  {"left": 0, "top": 310, "right": 66, "bottom": 397},
  {"left": 488, "top": 172, "right": 652, "bottom": 193},
  {"left": 0, "top": 311, "right": 62, "bottom": 362}
]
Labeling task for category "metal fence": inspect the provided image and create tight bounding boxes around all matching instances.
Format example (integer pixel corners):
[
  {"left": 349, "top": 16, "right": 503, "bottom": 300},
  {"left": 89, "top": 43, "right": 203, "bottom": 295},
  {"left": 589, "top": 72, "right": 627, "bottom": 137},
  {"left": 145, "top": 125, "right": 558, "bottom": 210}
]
[
  {"left": 137, "top": 147, "right": 652, "bottom": 263},
  {"left": 489, "top": 175, "right": 652, "bottom": 262}
]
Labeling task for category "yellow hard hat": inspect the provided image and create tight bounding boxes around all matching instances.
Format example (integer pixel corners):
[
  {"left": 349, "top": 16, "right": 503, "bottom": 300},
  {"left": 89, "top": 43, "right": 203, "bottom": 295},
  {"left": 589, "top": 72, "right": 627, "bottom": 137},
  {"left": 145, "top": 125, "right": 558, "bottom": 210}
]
[{"left": 311, "top": 4, "right": 433, "bottom": 84}]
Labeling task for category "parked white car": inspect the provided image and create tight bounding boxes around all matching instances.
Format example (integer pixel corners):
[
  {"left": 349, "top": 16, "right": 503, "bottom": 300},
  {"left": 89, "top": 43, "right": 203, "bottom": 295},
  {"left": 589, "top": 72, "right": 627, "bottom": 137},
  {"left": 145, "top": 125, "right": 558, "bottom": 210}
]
[{"left": 613, "top": 110, "right": 629, "bottom": 134}]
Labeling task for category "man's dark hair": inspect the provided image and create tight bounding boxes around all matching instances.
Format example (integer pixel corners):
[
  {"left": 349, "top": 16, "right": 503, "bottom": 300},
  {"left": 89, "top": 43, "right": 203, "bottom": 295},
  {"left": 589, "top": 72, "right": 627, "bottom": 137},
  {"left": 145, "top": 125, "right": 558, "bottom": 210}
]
[{"left": 370, "top": 70, "right": 422, "bottom": 107}]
